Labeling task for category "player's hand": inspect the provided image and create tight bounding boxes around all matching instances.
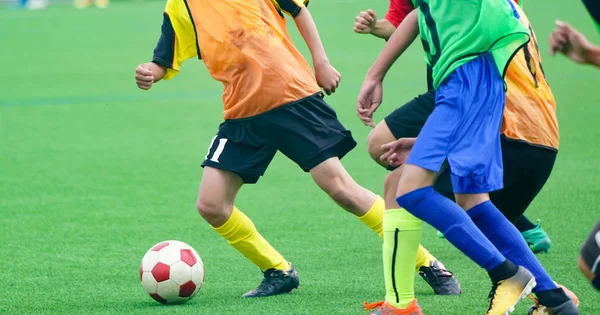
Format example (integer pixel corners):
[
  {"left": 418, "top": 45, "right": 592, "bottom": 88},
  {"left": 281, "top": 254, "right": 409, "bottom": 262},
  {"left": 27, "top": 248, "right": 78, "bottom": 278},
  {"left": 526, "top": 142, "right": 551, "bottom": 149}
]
[
  {"left": 549, "top": 20, "right": 593, "bottom": 64},
  {"left": 315, "top": 62, "right": 341, "bottom": 95},
  {"left": 135, "top": 63, "right": 155, "bottom": 90},
  {"left": 380, "top": 137, "right": 416, "bottom": 167},
  {"left": 354, "top": 9, "right": 377, "bottom": 34},
  {"left": 356, "top": 78, "right": 382, "bottom": 127}
]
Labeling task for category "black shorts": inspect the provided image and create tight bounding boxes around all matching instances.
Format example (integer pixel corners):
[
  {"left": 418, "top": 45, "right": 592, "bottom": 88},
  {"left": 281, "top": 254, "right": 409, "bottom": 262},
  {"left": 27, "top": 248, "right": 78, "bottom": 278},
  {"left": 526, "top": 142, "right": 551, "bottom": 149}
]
[
  {"left": 202, "top": 93, "right": 357, "bottom": 184},
  {"left": 581, "top": 220, "right": 600, "bottom": 275},
  {"left": 384, "top": 90, "right": 558, "bottom": 222}
]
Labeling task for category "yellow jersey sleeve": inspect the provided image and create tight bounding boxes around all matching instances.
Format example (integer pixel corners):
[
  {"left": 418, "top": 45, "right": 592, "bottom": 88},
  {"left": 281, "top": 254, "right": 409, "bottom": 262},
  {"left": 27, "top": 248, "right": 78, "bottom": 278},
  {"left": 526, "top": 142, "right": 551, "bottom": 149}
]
[
  {"left": 271, "top": 0, "right": 309, "bottom": 17},
  {"left": 151, "top": 0, "right": 198, "bottom": 80}
]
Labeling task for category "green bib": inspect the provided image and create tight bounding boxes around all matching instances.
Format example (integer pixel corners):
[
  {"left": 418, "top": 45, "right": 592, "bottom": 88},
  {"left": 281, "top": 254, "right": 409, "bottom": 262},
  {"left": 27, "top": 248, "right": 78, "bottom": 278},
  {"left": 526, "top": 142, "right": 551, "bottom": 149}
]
[{"left": 412, "top": 0, "right": 530, "bottom": 89}]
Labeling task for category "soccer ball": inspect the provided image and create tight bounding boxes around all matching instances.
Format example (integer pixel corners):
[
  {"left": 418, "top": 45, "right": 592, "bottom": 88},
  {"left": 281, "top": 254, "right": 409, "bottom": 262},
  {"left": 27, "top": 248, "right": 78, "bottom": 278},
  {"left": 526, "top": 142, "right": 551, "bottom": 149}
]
[{"left": 140, "top": 240, "right": 205, "bottom": 304}]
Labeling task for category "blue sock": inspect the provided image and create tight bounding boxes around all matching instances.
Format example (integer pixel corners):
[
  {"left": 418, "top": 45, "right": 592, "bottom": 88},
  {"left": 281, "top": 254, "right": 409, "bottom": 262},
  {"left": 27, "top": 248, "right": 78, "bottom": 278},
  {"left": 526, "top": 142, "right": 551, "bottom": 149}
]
[
  {"left": 467, "top": 201, "right": 558, "bottom": 292},
  {"left": 396, "top": 186, "right": 505, "bottom": 271}
]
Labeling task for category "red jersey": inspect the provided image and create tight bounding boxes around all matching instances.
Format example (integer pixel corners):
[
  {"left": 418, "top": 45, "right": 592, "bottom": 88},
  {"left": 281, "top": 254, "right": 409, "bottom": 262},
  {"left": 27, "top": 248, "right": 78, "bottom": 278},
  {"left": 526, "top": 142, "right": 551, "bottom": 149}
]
[{"left": 385, "top": 0, "right": 520, "bottom": 27}]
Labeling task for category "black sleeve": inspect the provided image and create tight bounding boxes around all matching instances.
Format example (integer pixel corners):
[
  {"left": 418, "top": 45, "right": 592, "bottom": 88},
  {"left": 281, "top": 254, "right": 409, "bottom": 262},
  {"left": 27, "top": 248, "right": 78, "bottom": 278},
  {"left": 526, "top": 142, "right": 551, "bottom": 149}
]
[
  {"left": 274, "top": 0, "right": 304, "bottom": 17},
  {"left": 152, "top": 12, "right": 176, "bottom": 68},
  {"left": 583, "top": 0, "right": 600, "bottom": 27}
]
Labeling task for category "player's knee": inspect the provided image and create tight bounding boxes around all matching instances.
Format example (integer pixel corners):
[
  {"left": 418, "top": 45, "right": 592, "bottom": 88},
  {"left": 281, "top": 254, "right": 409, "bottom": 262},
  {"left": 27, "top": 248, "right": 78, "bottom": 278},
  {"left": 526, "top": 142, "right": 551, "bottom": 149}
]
[
  {"left": 367, "top": 132, "right": 386, "bottom": 167},
  {"left": 196, "top": 197, "right": 229, "bottom": 226},
  {"left": 396, "top": 165, "right": 436, "bottom": 197},
  {"left": 367, "top": 122, "right": 395, "bottom": 168},
  {"left": 384, "top": 167, "right": 402, "bottom": 195},
  {"left": 383, "top": 168, "right": 403, "bottom": 207},
  {"left": 455, "top": 194, "right": 489, "bottom": 211}
]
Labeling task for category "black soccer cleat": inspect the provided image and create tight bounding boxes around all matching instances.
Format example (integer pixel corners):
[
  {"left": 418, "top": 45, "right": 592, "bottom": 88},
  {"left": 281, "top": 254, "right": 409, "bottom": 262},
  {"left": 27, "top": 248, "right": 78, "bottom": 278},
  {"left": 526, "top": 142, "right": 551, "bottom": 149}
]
[
  {"left": 418, "top": 260, "right": 462, "bottom": 295},
  {"left": 242, "top": 263, "right": 299, "bottom": 298}
]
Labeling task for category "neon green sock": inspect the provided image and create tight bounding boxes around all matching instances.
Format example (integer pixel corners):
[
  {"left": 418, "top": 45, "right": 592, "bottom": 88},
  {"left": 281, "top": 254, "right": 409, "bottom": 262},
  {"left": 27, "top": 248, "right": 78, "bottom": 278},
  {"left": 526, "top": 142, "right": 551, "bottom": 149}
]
[{"left": 383, "top": 209, "right": 422, "bottom": 308}]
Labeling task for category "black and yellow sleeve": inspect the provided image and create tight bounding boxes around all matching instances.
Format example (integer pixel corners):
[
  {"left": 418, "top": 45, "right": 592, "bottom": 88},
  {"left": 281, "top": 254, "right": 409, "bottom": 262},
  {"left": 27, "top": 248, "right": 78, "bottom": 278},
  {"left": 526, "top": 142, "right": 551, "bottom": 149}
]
[
  {"left": 271, "top": 0, "right": 310, "bottom": 18},
  {"left": 151, "top": 0, "right": 199, "bottom": 80},
  {"left": 152, "top": 12, "right": 177, "bottom": 69}
]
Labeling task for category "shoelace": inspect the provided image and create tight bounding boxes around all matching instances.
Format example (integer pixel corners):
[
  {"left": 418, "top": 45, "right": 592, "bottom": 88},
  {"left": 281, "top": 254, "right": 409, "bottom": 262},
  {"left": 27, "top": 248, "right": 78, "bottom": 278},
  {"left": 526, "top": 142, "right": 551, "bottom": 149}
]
[{"left": 363, "top": 301, "right": 385, "bottom": 310}]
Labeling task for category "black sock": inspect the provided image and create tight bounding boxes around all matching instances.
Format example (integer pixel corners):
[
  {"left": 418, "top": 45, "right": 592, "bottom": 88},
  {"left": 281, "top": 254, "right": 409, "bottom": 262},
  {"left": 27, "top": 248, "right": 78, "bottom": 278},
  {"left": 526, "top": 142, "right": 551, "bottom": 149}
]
[
  {"left": 536, "top": 288, "right": 570, "bottom": 307},
  {"left": 488, "top": 260, "right": 518, "bottom": 283},
  {"left": 593, "top": 276, "right": 600, "bottom": 291},
  {"left": 514, "top": 215, "right": 537, "bottom": 232}
]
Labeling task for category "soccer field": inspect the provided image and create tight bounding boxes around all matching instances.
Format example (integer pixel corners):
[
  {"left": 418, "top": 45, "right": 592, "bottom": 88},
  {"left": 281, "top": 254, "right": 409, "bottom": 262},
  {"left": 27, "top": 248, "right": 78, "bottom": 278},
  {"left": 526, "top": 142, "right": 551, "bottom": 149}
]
[{"left": 1, "top": 0, "right": 599, "bottom": 314}]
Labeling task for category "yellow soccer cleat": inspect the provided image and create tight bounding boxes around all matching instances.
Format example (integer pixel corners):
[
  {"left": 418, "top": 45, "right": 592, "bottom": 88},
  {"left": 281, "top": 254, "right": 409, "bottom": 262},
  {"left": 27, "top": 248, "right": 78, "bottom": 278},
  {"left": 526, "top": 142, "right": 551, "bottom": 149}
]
[{"left": 486, "top": 266, "right": 536, "bottom": 315}]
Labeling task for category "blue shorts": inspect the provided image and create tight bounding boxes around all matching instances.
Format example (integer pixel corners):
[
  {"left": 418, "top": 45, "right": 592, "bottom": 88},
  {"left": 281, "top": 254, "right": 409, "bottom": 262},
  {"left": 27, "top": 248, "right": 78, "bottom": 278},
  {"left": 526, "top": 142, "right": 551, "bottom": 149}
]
[{"left": 406, "top": 52, "right": 505, "bottom": 194}]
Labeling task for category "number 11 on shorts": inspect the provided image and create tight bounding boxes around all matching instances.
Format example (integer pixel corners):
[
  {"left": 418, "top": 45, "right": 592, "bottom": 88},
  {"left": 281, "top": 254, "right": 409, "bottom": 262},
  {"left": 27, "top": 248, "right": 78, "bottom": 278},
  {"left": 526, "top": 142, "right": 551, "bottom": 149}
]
[{"left": 205, "top": 137, "right": 228, "bottom": 163}]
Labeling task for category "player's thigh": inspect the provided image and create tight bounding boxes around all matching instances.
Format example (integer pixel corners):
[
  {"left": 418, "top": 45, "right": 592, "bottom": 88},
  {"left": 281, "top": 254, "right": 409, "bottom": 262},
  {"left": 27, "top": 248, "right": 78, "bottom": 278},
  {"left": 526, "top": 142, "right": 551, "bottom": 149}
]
[
  {"left": 489, "top": 140, "right": 557, "bottom": 222},
  {"left": 383, "top": 90, "right": 436, "bottom": 139},
  {"left": 368, "top": 91, "right": 436, "bottom": 167},
  {"left": 202, "top": 121, "right": 277, "bottom": 184},
  {"left": 580, "top": 220, "right": 600, "bottom": 278},
  {"left": 256, "top": 93, "right": 357, "bottom": 172}
]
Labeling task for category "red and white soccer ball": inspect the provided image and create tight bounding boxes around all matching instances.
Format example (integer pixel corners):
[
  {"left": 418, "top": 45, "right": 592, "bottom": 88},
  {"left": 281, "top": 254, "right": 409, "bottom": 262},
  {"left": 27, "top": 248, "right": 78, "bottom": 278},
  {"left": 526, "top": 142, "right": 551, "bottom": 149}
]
[{"left": 140, "top": 240, "right": 205, "bottom": 305}]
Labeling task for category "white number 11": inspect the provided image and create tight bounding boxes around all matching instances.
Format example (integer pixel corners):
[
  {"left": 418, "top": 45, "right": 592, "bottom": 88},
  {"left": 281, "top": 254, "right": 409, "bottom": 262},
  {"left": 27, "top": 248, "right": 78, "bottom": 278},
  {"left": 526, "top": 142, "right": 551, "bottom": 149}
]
[{"left": 205, "top": 137, "right": 228, "bottom": 163}]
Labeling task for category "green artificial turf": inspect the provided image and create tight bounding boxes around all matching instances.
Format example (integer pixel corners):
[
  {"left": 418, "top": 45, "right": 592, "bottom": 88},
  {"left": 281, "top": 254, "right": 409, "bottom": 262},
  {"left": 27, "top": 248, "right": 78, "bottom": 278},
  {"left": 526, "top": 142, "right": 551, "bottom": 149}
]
[{"left": 1, "top": 1, "right": 599, "bottom": 313}]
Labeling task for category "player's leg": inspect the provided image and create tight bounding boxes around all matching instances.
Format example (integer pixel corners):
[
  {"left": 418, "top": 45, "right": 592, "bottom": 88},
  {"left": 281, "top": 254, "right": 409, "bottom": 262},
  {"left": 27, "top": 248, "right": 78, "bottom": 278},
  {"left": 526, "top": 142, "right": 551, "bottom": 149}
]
[
  {"left": 461, "top": 151, "right": 577, "bottom": 313},
  {"left": 254, "top": 94, "right": 389, "bottom": 235},
  {"left": 432, "top": 52, "right": 576, "bottom": 313},
  {"left": 366, "top": 91, "right": 436, "bottom": 169},
  {"left": 465, "top": 141, "right": 576, "bottom": 310},
  {"left": 258, "top": 93, "right": 454, "bottom": 293},
  {"left": 309, "top": 157, "right": 379, "bottom": 217},
  {"left": 381, "top": 166, "right": 461, "bottom": 302},
  {"left": 367, "top": 121, "right": 396, "bottom": 168},
  {"left": 579, "top": 220, "right": 600, "bottom": 291},
  {"left": 199, "top": 125, "right": 297, "bottom": 298},
  {"left": 490, "top": 137, "right": 554, "bottom": 253},
  {"left": 514, "top": 215, "right": 537, "bottom": 232},
  {"left": 365, "top": 166, "right": 460, "bottom": 315},
  {"left": 364, "top": 165, "right": 426, "bottom": 314},
  {"left": 370, "top": 91, "right": 460, "bottom": 281},
  {"left": 396, "top": 52, "right": 538, "bottom": 314},
  {"left": 378, "top": 91, "right": 542, "bottom": 246}
]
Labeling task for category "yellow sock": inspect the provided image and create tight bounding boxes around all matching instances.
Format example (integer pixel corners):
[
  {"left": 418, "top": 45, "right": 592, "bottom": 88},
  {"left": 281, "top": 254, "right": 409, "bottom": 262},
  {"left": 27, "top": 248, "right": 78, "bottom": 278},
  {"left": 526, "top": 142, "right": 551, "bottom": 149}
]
[
  {"left": 357, "top": 196, "right": 385, "bottom": 238},
  {"left": 416, "top": 245, "right": 437, "bottom": 271},
  {"left": 358, "top": 198, "right": 436, "bottom": 271},
  {"left": 212, "top": 207, "right": 290, "bottom": 271},
  {"left": 383, "top": 209, "right": 421, "bottom": 308}
]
